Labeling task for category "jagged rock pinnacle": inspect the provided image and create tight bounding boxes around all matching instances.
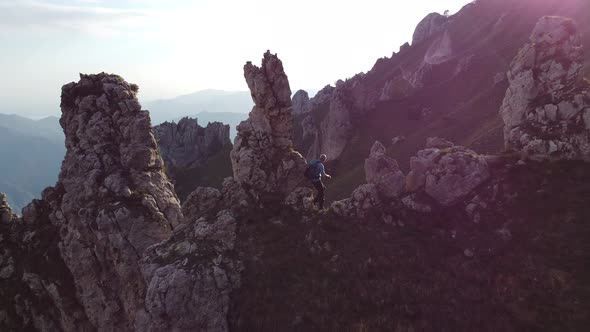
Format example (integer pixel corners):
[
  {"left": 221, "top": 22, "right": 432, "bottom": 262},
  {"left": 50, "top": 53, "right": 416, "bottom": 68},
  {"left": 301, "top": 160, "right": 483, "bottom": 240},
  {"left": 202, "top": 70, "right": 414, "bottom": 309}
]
[
  {"left": 231, "top": 51, "right": 306, "bottom": 200},
  {"left": 52, "top": 73, "right": 182, "bottom": 330}
]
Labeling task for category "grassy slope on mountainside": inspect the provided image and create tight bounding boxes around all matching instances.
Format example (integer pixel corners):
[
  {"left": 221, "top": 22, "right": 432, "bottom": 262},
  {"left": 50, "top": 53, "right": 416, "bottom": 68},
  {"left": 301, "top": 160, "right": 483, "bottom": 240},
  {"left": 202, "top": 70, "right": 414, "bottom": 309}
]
[
  {"left": 317, "top": 0, "right": 590, "bottom": 202},
  {"left": 229, "top": 160, "right": 590, "bottom": 331},
  {"left": 172, "top": 144, "right": 234, "bottom": 202}
]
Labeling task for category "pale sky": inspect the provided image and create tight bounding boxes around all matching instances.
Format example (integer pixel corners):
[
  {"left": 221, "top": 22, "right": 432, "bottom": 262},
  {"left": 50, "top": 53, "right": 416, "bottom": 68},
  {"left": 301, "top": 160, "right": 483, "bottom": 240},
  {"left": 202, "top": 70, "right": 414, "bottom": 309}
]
[{"left": 0, "top": 0, "right": 472, "bottom": 117}]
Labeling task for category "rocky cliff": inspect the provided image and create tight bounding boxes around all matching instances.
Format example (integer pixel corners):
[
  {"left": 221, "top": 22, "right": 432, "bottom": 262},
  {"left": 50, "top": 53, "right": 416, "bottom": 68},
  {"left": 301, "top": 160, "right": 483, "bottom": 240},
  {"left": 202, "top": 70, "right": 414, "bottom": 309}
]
[
  {"left": 501, "top": 16, "right": 590, "bottom": 160},
  {"left": 153, "top": 117, "right": 232, "bottom": 200},
  {"left": 291, "top": 89, "right": 312, "bottom": 115},
  {"left": 153, "top": 117, "right": 230, "bottom": 172}
]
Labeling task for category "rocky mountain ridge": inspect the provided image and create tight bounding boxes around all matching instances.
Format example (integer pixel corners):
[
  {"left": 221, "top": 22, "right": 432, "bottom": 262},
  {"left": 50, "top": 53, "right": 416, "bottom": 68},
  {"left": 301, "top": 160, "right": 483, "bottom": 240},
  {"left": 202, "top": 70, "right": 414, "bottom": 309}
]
[
  {"left": 1, "top": 4, "right": 590, "bottom": 332},
  {"left": 292, "top": 0, "right": 590, "bottom": 201}
]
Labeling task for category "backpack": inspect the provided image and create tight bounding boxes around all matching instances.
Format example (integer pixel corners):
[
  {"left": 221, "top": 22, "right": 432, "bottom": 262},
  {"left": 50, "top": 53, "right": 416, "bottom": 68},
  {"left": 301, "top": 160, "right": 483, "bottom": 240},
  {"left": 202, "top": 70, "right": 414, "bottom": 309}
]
[{"left": 304, "top": 160, "right": 321, "bottom": 180}]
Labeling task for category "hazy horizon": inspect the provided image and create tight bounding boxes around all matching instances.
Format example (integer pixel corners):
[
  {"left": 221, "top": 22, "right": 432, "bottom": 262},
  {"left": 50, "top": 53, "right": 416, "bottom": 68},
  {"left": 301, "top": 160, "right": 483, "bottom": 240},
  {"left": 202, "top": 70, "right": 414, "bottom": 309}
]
[{"left": 0, "top": 0, "right": 472, "bottom": 118}]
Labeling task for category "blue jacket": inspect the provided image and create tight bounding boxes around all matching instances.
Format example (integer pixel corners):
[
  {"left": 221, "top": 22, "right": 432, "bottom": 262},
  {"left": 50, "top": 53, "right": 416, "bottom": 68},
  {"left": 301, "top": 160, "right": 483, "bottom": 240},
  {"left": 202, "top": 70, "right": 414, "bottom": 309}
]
[{"left": 308, "top": 159, "right": 326, "bottom": 182}]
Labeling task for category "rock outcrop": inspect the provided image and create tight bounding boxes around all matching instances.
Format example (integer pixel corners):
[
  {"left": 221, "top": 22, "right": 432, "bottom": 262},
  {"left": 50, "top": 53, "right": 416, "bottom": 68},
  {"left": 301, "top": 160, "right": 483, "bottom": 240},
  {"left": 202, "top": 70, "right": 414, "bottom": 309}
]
[
  {"left": 153, "top": 117, "right": 231, "bottom": 175},
  {"left": 424, "top": 30, "right": 454, "bottom": 65},
  {"left": 310, "top": 85, "right": 335, "bottom": 108},
  {"left": 331, "top": 184, "right": 381, "bottom": 218},
  {"left": 316, "top": 87, "right": 354, "bottom": 160},
  {"left": 501, "top": 16, "right": 590, "bottom": 161},
  {"left": 364, "top": 141, "right": 405, "bottom": 200},
  {"left": 0, "top": 193, "right": 16, "bottom": 223},
  {"left": 406, "top": 138, "right": 490, "bottom": 206},
  {"left": 292, "top": 89, "right": 312, "bottom": 115},
  {"left": 231, "top": 51, "right": 307, "bottom": 200},
  {"left": 138, "top": 208, "right": 242, "bottom": 332},
  {"left": 412, "top": 12, "right": 449, "bottom": 45},
  {"left": 332, "top": 138, "right": 490, "bottom": 218},
  {"left": 181, "top": 186, "right": 222, "bottom": 220}
]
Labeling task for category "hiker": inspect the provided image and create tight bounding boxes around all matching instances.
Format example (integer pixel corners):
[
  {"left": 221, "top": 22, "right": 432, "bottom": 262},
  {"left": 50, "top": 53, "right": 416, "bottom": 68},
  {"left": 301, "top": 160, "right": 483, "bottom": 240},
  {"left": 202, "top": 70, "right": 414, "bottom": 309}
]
[{"left": 306, "top": 154, "right": 332, "bottom": 209}]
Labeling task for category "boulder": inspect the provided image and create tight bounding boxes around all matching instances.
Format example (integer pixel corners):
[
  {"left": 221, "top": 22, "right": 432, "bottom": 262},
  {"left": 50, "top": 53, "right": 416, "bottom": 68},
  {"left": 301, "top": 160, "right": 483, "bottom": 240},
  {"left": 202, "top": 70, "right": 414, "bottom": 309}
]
[
  {"left": 500, "top": 16, "right": 590, "bottom": 161},
  {"left": 406, "top": 139, "right": 490, "bottom": 206},
  {"left": 364, "top": 141, "right": 405, "bottom": 199},
  {"left": 331, "top": 184, "right": 381, "bottom": 218},
  {"left": 426, "top": 137, "right": 454, "bottom": 149}
]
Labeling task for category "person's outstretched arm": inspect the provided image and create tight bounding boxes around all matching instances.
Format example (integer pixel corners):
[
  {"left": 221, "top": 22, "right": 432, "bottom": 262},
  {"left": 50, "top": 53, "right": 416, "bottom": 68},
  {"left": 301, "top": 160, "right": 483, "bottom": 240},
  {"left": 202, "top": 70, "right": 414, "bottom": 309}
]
[{"left": 321, "top": 164, "right": 331, "bottom": 179}]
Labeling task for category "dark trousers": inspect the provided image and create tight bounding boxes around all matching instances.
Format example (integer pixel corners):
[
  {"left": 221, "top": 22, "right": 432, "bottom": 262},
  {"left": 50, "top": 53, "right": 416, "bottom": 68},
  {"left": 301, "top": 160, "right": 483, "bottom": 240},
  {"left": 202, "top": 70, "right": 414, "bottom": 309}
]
[{"left": 312, "top": 180, "right": 325, "bottom": 209}]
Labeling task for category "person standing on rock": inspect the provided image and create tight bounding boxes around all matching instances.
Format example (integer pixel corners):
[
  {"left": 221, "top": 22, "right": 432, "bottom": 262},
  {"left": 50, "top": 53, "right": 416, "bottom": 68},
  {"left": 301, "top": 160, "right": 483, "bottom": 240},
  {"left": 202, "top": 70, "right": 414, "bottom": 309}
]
[{"left": 306, "top": 154, "right": 332, "bottom": 209}]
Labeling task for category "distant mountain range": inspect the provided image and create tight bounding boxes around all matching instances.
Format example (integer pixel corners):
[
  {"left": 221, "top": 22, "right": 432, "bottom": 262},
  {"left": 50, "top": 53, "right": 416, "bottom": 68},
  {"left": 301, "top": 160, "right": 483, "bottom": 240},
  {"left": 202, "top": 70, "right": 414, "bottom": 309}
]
[
  {"left": 0, "top": 113, "right": 62, "bottom": 143},
  {"left": 0, "top": 114, "right": 64, "bottom": 212},
  {"left": 144, "top": 89, "right": 253, "bottom": 125},
  {"left": 144, "top": 88, "right": 318, "bottom": 128}
]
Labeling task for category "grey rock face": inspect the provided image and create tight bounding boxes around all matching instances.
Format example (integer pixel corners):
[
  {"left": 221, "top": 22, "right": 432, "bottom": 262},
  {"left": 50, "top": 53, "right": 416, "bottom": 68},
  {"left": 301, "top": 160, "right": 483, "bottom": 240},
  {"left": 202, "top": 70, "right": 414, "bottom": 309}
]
[
  {"left": 331, "top": 184, "right": 381, "bottom": 218},
  {"left": 153, "top": 117, "right": 231, "bottom": 174},
  {"left": 412, "top": 12, "right": 448, "bottom": 45},
  {"left": 304, "top": 70, "right": 383, "bottom": 161},
  {"left": 501, "top": 16, "right": 590, "bottom": 161},
  {"left": 292, "top": 89, "right": 312, "bottom": 115},
  {"left": 331, "top": 142, "right": 405, "bottom": 218},
  {"left": 181, "top": 187, "right": 222, "bottom": 220},
  {"left": 317, "top": 87, "right": 354, "bottom": 160},
  {"left": 301, "top": 114, "right": 317, "bottom": 142},
  {"left": 138, "top": 177, "right": 245, "bottom": 332},
  {"left": 310, "top": 85, "right": 335, "bottom": 108},
  {"left": 426, "top": 137, "right": 454, "bottom": 149},
  {"left": 50, "top": 73, "right": 182, "bottom": 330},
  {"left": 364, "top": 141, "right": 405, "bottom": 200},
  {"left": 2, "top": 73, "right": 243, "bottom": 332},
  {"left": 231, "top": 51, "right": 307, "bottom": 199},
  {"left": 406, "top": 139, "right": 490, "bottom": 206},
  {"left": 424, "top": 30, "right": 454, "bottom": 65},
  {"left": 139, "top": 209, "right": 242, "bottom": 332},
  {"left": 284, "top": 187, "right": 315, "bottom": 212},
  {"left": 0, "top": 196, "right": 94, "bottom": 331}
]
